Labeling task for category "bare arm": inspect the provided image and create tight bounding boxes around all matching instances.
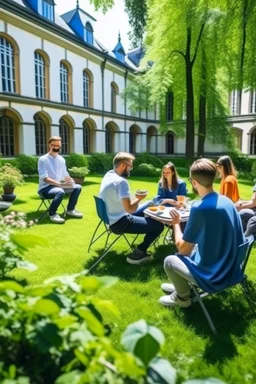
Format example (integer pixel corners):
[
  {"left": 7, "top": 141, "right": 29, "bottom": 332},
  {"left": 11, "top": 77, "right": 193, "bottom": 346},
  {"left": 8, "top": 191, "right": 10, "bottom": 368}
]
[
  {"left": 235, "top": 192, "right": 256, "bottom": 211},
  {"left": 169, "top": 209, "right": 195, "bottom": 255},
  {"left": 122, "top": 193, "right": 147, "bottom": 214}
]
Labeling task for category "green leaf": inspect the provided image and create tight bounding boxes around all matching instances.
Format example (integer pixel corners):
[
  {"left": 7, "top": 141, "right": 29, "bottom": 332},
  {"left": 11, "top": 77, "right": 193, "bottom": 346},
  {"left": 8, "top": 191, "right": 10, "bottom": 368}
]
[
  {"left": 74, "top": 348, "right": 89, "bottom": 366},
  {"left": 28, "top": 323, "right": 62, "bottom": 352},
  {"left": 55, "top": 371, "right": 83, "bottom": 384},
  {"left": 115, "top": 351, "right": 145, "bottom": 378},
  {"left": 183, "top": 380, "right": 227, "bottom": 384},
  {"left": 11, "top": 234, "right": 48, "bottom": 253},
  {"left": 75, "top": 307, "right": 105, "bottom": 336},
  {"left": 79, "top": 275, "right": 118, "bottom": 292},
  {"left": 91, "top": 298, "right": 119, "bottom": 318},
  {"left": 121, "top": 320, "right": 165, "bottom": 367},
  {"left": 147, "top": 357, "right": 176, "bottom": 384},
  {"left": 0, "top": 281, "right": 24, "bottom": 293},
  {"left": 25, "top": 285, "right": 53, "bottom": 297},
  {"left": 54, "top": 315, "right": 78, "bottom": 329},
  {"left": 33, "top": 299, "right": 60, "bottom": 315}
]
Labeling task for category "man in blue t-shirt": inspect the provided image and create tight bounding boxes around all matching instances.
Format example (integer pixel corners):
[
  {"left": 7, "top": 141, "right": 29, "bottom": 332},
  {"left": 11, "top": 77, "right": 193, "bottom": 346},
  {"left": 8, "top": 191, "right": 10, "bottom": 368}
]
[{"left": 160, "top": 158, "right": 245, "bottom": 308}]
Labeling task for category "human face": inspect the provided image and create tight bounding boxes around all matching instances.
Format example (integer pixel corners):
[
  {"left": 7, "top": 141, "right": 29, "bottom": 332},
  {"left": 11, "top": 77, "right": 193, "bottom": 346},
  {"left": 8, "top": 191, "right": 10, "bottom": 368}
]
[
  {"left": 121, "top": 161, "right": 133, "bottom": 178},
  {"left": 188, "top": 177, "right": 199, "bottom": 195},
  {"left": 163, "top": 168, "right": 173, "bottom": 180},
  {"left": 216, "top": 163, "right": 224, "bottom": 177},
  {"left": 49, "top": 140, "right": 62, "bottom": 154}
]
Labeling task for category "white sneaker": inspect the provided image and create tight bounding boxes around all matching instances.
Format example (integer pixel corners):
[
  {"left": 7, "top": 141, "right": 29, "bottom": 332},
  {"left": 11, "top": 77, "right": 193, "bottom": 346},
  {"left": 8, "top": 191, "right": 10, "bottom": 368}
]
[
  {"left": 159, "top": 291, "right": 191, "bottom": 308},
  {"left": 66, "top": 209, "right": 83, "bottom": 218},
  {"left": 50, "top": 214, "right": 65, "bottom": 224},
  {"left": 161, "top": 282, "right": 175, "bottom": 293}
]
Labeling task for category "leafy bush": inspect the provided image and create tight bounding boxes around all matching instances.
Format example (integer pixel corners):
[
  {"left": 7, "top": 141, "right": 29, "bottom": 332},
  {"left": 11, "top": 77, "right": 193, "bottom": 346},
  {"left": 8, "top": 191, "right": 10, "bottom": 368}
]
[
  {"left": 0, "top": 164, "right": 24, "bottom": 189},
  {"left": 68, "top": 166, "right": 90, "bottom": 178},
  {"left": 227, "top": 152, "right": 253, "bottom": 172},
  {"left": 132, "top": 163, "right": 161, "bottom": 177},
  {"left": 65, "top": 153, "right": 88, "bottom": 169},
  {"left": 0, "top": 212, "right": 43, "bottom": 278},
  {"left": 16, "top": 155, "right": 38, "bottom": 175},
  {"left": 87, "top": 153, "right": 113, "bottom": 174},
  {"left": 133, "top": 153, "right": 164, "bottom": 169}
]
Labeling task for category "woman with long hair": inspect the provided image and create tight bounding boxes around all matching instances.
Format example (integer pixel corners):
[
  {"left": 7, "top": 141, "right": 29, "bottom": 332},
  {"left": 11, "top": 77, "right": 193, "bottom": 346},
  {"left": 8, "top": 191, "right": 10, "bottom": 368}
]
[
  {"left": 154, "top": 162, "right": 187, "bottom": 207},
  {"left": 216, "top": 155, "right": 240, "bottom": 203}
]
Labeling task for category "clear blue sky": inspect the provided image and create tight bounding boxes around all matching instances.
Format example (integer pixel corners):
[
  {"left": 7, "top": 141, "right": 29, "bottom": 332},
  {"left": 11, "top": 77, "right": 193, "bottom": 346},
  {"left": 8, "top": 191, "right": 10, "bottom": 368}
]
[{"left": 55, "top": 0, "right": 131, "bottom": 52}]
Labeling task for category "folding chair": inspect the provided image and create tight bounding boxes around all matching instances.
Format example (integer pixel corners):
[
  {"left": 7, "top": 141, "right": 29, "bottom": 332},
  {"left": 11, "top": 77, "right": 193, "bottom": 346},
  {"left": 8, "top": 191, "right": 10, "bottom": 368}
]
[
  {"left": 190, "top": 235, "right": 255, "bottom": 335},
  {"left": 35, "top": 194, "right": 66, "bottom": 223},
  {"left": 87, "top": 196, "right": 138, "bottom": 272}
]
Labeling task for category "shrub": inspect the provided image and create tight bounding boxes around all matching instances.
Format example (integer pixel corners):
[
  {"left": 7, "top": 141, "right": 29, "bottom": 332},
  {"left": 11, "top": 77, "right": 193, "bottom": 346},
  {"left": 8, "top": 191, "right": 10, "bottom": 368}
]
[
  {"left": 133, "top": 153, "right": 164, "bottom": 169},
  {"left": 132, "top": 163, "right": 161, "bottom": 177},
  {"left": 68, "top": 166, "right": 90, "bottom": 178},
  {"left": 227, "top": 152, "right": 252, "bottom": 172},
  {"left": 0, "top": 164, "right": 24, "bottom": 189},
  {"left": 65, "top": 153, "right": 88, "bottom": 169},
  {"left": 88, "top": 153, "right": 113, "bottom": 174},
  {"left": 16, "top": 155, "right": 38, "bottom": 175}
]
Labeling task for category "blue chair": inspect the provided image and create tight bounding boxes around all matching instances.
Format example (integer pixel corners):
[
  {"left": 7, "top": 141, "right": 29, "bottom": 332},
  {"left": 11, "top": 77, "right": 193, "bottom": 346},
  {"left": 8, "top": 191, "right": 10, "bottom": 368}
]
[
  {"left": 87, "top": 196, "right": 138, "bottom": 272},
  {"left": 190, "top": 235, "right": 255, "bottom": 335}
]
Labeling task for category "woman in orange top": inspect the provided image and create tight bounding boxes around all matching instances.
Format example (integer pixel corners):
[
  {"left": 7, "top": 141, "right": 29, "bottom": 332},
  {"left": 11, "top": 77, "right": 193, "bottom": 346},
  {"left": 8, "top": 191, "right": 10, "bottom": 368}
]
[{"left": 216, "top": 155, "right": 240, "bottom": 203}]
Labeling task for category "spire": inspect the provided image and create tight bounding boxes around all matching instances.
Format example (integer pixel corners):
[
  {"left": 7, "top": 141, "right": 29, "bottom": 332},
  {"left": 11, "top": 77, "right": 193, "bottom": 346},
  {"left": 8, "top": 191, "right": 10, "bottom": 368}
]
[
  {"left": 118, "top": 31, "right": 121, "bottom": 42},
  {"left": 76, "top": 0, "right": 79, "bottom": 9}
]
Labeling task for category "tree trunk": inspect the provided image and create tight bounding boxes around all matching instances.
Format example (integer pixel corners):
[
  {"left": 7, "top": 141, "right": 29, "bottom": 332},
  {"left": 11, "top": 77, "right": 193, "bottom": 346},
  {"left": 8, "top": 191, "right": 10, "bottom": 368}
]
[
  {"left": 198, "top": 94, "right": 206, "bottom": 157},
  {"left": 185, "top": 60, "right": 195, "bottom": 159}
]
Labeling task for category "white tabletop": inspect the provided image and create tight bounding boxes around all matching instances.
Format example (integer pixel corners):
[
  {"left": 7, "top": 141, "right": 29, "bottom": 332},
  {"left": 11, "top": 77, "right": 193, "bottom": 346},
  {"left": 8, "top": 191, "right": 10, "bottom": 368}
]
[{"left": 144, "top": 207, "right": 190, "bottom": 224}]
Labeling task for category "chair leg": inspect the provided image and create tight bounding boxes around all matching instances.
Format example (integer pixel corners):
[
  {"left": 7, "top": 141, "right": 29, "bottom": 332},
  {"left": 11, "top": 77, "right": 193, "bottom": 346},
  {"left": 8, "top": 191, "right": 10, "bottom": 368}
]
[
  {"left": 88, "top": 235, "right": 123, "bottom": 273},
  {"left": 191, "top": 285, "right": 217, "bottom": 335},
  {"left": 88, "top": 221, "right": 106, "bottom": 252},
  {"left": 36, "top": 199, "right": 50, "bottom": 223}
]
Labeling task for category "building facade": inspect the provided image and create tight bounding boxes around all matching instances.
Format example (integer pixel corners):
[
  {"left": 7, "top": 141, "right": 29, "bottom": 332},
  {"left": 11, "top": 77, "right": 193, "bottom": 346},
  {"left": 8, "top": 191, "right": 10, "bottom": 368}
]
[{"left": 0, "top": 0, "right": 255, "bottom": 158}]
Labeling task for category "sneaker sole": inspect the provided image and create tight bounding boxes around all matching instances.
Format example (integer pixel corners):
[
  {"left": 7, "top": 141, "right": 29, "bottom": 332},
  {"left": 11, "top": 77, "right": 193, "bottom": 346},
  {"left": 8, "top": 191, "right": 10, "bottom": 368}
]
[
  {"left": 126, "top": 256, "right": 153, "bottom": 265},
  {"left": 159, "top": 297, "right": 191, "bottom": 308}
]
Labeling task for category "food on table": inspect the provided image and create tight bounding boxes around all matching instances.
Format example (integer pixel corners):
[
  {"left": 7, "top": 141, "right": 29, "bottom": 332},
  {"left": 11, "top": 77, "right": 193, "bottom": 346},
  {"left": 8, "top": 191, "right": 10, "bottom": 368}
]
[
  {"left": 159, "top": 205, "right": 165, "bottom": 210},
  {"left": 136, "top": 189, "right": 148, "bottom": 195},
  {"left": 148, "top": 206, "right": 158, "bottom": 211}
]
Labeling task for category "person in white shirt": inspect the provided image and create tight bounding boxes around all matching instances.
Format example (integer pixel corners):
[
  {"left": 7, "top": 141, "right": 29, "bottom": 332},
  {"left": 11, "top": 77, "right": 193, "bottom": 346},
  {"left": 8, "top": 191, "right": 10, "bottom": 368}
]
[
  {"left": 99, "top": 152, "right": 164, "bottom": 264},
  {"left": 38, "top": 136, "right": 83, "bottom": 224}
]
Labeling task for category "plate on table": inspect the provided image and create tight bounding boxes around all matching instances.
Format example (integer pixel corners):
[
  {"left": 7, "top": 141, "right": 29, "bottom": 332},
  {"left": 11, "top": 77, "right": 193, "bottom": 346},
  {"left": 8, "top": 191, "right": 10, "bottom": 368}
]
[{"left": 136, "top": 189, "right": 148, "bottom": 196}]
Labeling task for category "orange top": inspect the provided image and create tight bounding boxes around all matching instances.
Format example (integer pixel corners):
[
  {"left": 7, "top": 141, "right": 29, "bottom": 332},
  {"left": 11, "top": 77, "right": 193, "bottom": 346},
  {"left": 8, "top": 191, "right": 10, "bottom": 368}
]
[{"left": 220, "top": 175, "right": 240, "bottom": 203}]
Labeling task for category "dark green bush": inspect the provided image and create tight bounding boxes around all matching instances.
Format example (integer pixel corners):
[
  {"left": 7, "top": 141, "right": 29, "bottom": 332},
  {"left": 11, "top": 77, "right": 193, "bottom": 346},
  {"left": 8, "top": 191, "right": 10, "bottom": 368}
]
[
  {"left": 227, "top": 152, "right": 253, "bottom": 172},
  {"left": 132, "top": 163, "right": 161, "bottom": 177},
  {"left": 133, "top": 153, "right": 164, "bottom": 169},
  {"left": 65, "top": 153, "right": 88, "bottom": 169},
  {"left": 87, "top": 153, "right": 113, "bottom": 174},
  {"left": 16, "top": 155, "right": 38, "bottom": 175}
]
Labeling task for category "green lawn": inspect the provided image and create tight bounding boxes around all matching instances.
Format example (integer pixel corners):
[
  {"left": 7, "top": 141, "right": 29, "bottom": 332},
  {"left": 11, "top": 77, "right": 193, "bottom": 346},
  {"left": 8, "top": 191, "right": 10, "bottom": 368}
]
[{"left": 5, "top": 175, "right": 256, "bottom": 383}]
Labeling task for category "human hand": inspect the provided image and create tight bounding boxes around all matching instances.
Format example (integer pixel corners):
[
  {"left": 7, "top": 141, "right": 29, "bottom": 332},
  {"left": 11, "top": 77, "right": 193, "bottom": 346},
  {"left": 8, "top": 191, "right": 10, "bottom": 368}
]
[
  {"left": 169, "top": 208, "right": 181, "bottom": 224},
  {"left": 135, "top": 193, "right": 147, "bottom": 201},
  {"left": 162, "top": 199, "right": 181, "bottom": 209}
]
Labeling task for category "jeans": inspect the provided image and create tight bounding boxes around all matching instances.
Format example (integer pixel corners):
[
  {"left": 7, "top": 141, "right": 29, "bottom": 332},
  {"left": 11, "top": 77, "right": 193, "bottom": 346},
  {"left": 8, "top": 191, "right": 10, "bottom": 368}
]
[
  {"left": 239, "top": 209, "right": 255, "bottom": 232},
  {"left": 39, "top": 184, "right": 82, "bottom": 216},
  {"left": 164, "top": 255, "right": 197, "bottom": 297},
  {"left": 110, "top": 214, "right": 164, "bottom": 251}
]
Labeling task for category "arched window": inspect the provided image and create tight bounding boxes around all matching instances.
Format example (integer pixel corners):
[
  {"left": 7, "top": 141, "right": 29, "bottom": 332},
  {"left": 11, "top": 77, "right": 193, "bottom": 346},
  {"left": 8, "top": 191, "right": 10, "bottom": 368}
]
[
  {"left": 166, "top": 132, "right": 174, "bottom": 154},
  {"left": 0, "top": 37, "right": 16, "bottom": 93},
  {"left": 250, "top": 127, "right": 256, "bottom": 155},
  {"left": 83, "top": 70, "right": 93, "bottom": 108},
  {"left": 34, "top": 114, "right": 47, "bottom": 155},
  {"left": 105, "top": 123, "right": 114, "bottom": 153},
  {"left": 60, "top": 61, "right": 72, "bottom": 103},
  {"left": 85, "top": 22, "right": 94, "bottom": 45},
  {"left": 34, "top": 52, "right": 46, "bottom": 98},
  {"left": 147, "top": 126, "right": 157, "bottom": 153},
  {"left": 0, "top": 116, "right": 15, "bottom": 156},
  {"left": 250, "top": 91, "right": 256, "bottom": 114},
  {"left": 83, "top": 121, "right": 91, "bottom": 154},
  {"left": 59, "top": 118, "right": 70, "bottom": 154},
  {"left": 111, "top": 82, "right": 118, "bottom": 113}
]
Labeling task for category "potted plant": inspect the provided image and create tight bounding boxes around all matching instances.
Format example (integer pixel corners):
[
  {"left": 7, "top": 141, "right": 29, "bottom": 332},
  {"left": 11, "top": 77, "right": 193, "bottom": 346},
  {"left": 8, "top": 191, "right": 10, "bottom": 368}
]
[
  {"left": 68, "top": 166, "right": 90, "bottom": 185},
  {"left": 0, "top": 164, "right": 23, "bottom": 201}
]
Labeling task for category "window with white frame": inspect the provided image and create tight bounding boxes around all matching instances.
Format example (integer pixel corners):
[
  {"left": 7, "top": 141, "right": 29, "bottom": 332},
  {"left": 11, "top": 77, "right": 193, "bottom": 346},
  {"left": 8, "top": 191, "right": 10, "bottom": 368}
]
[
  {"left": 250, "top": 91, "right": 256, "bottom": 114},
  {"left": 34, "top": 52, "right": 46, "bottom": 98},
  {"left": 111, "top": 83, "right": 118, "bottom": 113},
  {"left": 85, "top": 22, "right": 93, "bottom": 45},
  {"left": 60, "top": 62, "right": 69, "bottom": 103},
  {"left": 83, "top": 71, "right": 89, "bottom": 107},
  {"left": 42, "top": 0, "right": 54, "bottom": 21},
  {"left": 34, "top": 114, "right": 47, "bottom": 155},
  {"left": 59, "top": 118, "right": 70, "bottom": 154},
  {"left": 0, "top": 37, "right": 16, "bottom": 93},
  {"left": 230, "top": 90, "right": 240, "bottom": 115},
  {"left": 0, "top": 116, "right": 15, "bottom": 156}
]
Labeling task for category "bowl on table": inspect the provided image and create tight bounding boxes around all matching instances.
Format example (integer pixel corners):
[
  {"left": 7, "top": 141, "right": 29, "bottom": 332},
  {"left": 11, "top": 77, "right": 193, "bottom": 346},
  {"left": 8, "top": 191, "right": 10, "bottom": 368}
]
[{"left": 135, "top": 189, "right": 148, "bottom": 196}]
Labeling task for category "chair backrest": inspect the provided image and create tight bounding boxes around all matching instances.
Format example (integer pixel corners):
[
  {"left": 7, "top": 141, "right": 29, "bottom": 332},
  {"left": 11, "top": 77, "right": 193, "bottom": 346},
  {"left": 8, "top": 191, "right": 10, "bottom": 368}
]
[
  {"left": 240, "top": 235, "right": 255, "bottom": 272},
  {"left": 94, "top": 196, "right": 109, "bottom": 225}
]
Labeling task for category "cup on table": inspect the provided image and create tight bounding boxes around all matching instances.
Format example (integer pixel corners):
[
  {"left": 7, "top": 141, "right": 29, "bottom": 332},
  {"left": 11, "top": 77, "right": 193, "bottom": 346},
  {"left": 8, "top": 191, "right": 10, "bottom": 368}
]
[{"left": 177, "top": 195, "right": 187, "bottom": 207}]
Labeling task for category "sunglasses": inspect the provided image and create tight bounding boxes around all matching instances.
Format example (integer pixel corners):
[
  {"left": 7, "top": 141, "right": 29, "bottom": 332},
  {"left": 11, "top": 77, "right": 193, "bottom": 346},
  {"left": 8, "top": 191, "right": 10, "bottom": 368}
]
[{"left": 123, "top": 162, "right": 133, "bottom": 170}]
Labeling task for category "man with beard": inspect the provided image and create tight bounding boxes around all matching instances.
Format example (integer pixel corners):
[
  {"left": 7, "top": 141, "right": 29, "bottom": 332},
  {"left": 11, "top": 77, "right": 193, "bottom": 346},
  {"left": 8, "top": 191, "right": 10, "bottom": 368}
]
[
  {"left": 38, "top": 136, "right": 83, "bottom": 224},
  {"left": 160, "top": 158, "right": 245, "bottom": 308},
  {"left": 99, "top": 152, "right": 164, "bottom": 264}
]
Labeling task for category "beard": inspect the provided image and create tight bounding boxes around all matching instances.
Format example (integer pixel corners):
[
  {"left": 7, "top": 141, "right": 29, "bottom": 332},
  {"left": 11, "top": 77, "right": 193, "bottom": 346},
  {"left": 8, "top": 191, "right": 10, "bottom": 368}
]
[
  {"left": 52, "top": 148, "right": 60, "bottom": 153},
  {"left": 121, "top": 169, "right": 130, "bottom": 178},
  {"left": 192, "top": 185, "right": 199, "bottom": 195}
]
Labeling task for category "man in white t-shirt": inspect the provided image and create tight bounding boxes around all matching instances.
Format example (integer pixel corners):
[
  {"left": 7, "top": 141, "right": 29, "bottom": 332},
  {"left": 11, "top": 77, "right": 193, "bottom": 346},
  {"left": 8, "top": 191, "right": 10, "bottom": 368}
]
[
  {"left": 38, "top": 136, "right": 83, "bottom": 224},
  {"left": 99, "top": 152, "right": 164, "bottom": 264}
]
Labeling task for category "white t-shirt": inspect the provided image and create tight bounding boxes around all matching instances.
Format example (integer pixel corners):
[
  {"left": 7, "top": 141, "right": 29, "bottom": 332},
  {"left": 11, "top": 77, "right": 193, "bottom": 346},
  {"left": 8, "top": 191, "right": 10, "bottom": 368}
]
[
  {"left": 38, "top": 153, "right": 69, "bottom": 192},
  {"left": 99, "top": 170, "right": 130, "bottom": 225}
]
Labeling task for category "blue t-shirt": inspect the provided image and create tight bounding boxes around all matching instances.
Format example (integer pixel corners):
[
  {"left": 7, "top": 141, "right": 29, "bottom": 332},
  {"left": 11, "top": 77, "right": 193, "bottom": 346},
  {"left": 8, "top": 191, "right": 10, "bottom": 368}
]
[
  {"left": 180, "top": 192, "right": 245, "bottom": 293},
  {"left": 154, "top": 179, "right": 187, "bottom": 204}
]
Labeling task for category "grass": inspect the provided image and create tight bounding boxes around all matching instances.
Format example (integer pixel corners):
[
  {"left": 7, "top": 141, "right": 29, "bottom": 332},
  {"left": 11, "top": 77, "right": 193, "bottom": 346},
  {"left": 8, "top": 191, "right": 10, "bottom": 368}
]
[{"left": 4, "top": 174, "right": 256, "bottom": 383}]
